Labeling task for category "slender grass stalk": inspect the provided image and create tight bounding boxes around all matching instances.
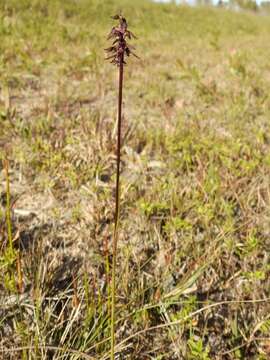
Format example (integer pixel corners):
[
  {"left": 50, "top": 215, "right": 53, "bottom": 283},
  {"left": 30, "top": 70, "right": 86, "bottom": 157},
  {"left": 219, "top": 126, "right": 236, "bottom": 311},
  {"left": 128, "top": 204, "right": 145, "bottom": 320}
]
[
  {"left": 3, "top": 157, "right": 23, "bottom": 293},
  {"left": 105, "top": 14, "right": 138, "bottom": 359},
  {"left": 16, "top": 251, "right": 23, "bottom": 293},
  {"left": 3, "top": 158, "right": 13, "bottom": 254},
  {"left": 3, "top": 158, "right": 16, "bottom": 292}
]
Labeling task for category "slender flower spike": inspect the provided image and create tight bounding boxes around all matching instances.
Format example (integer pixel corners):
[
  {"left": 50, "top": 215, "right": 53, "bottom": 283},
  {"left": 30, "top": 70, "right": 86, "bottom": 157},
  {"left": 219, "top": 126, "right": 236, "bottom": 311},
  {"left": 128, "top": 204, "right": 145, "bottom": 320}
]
[
  {"left": 105, "top": 14, "right": 138, "bottom": 360},
  {"left": 105, "top": 14, "right": 138, "bottom": 66}
]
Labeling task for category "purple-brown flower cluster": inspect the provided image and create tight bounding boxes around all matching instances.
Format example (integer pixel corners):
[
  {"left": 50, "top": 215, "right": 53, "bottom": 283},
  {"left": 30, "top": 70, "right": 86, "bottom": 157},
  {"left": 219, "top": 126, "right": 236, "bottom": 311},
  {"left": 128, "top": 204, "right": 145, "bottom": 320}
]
[{"left": 105, "top": 14, "right": 138, "bottom": 66}]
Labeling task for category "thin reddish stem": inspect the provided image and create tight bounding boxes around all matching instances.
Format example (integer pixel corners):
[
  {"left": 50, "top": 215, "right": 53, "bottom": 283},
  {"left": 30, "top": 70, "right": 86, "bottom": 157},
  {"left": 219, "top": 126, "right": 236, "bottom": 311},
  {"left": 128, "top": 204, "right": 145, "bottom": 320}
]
[
  {"left": 115, "top": 53, "right": 124, "bottom": 233},
  {"left": 111, "top": 51, "right": 124, "bottom": 360}
]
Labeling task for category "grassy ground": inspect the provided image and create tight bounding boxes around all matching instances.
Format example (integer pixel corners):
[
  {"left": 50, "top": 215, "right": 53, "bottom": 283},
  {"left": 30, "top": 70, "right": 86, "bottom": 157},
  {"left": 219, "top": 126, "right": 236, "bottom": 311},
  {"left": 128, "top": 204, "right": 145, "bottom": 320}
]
[{"left": 0, "top": 0, "right": 270, "bottom": 359}]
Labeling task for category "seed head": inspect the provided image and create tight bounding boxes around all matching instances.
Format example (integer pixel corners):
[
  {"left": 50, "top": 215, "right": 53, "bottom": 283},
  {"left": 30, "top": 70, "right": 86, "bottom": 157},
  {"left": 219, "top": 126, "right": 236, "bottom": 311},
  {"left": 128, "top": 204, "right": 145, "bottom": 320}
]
[{"left": 105, "top": 14, "right": 138, "bottom": 66}]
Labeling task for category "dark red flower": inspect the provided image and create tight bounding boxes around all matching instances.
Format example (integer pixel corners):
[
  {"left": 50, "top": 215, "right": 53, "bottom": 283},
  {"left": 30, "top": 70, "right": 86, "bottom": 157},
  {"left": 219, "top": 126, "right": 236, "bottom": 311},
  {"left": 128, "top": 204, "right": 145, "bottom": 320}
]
[{"left": 105, "top": 14, "right": 138, "bottom": 66}]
